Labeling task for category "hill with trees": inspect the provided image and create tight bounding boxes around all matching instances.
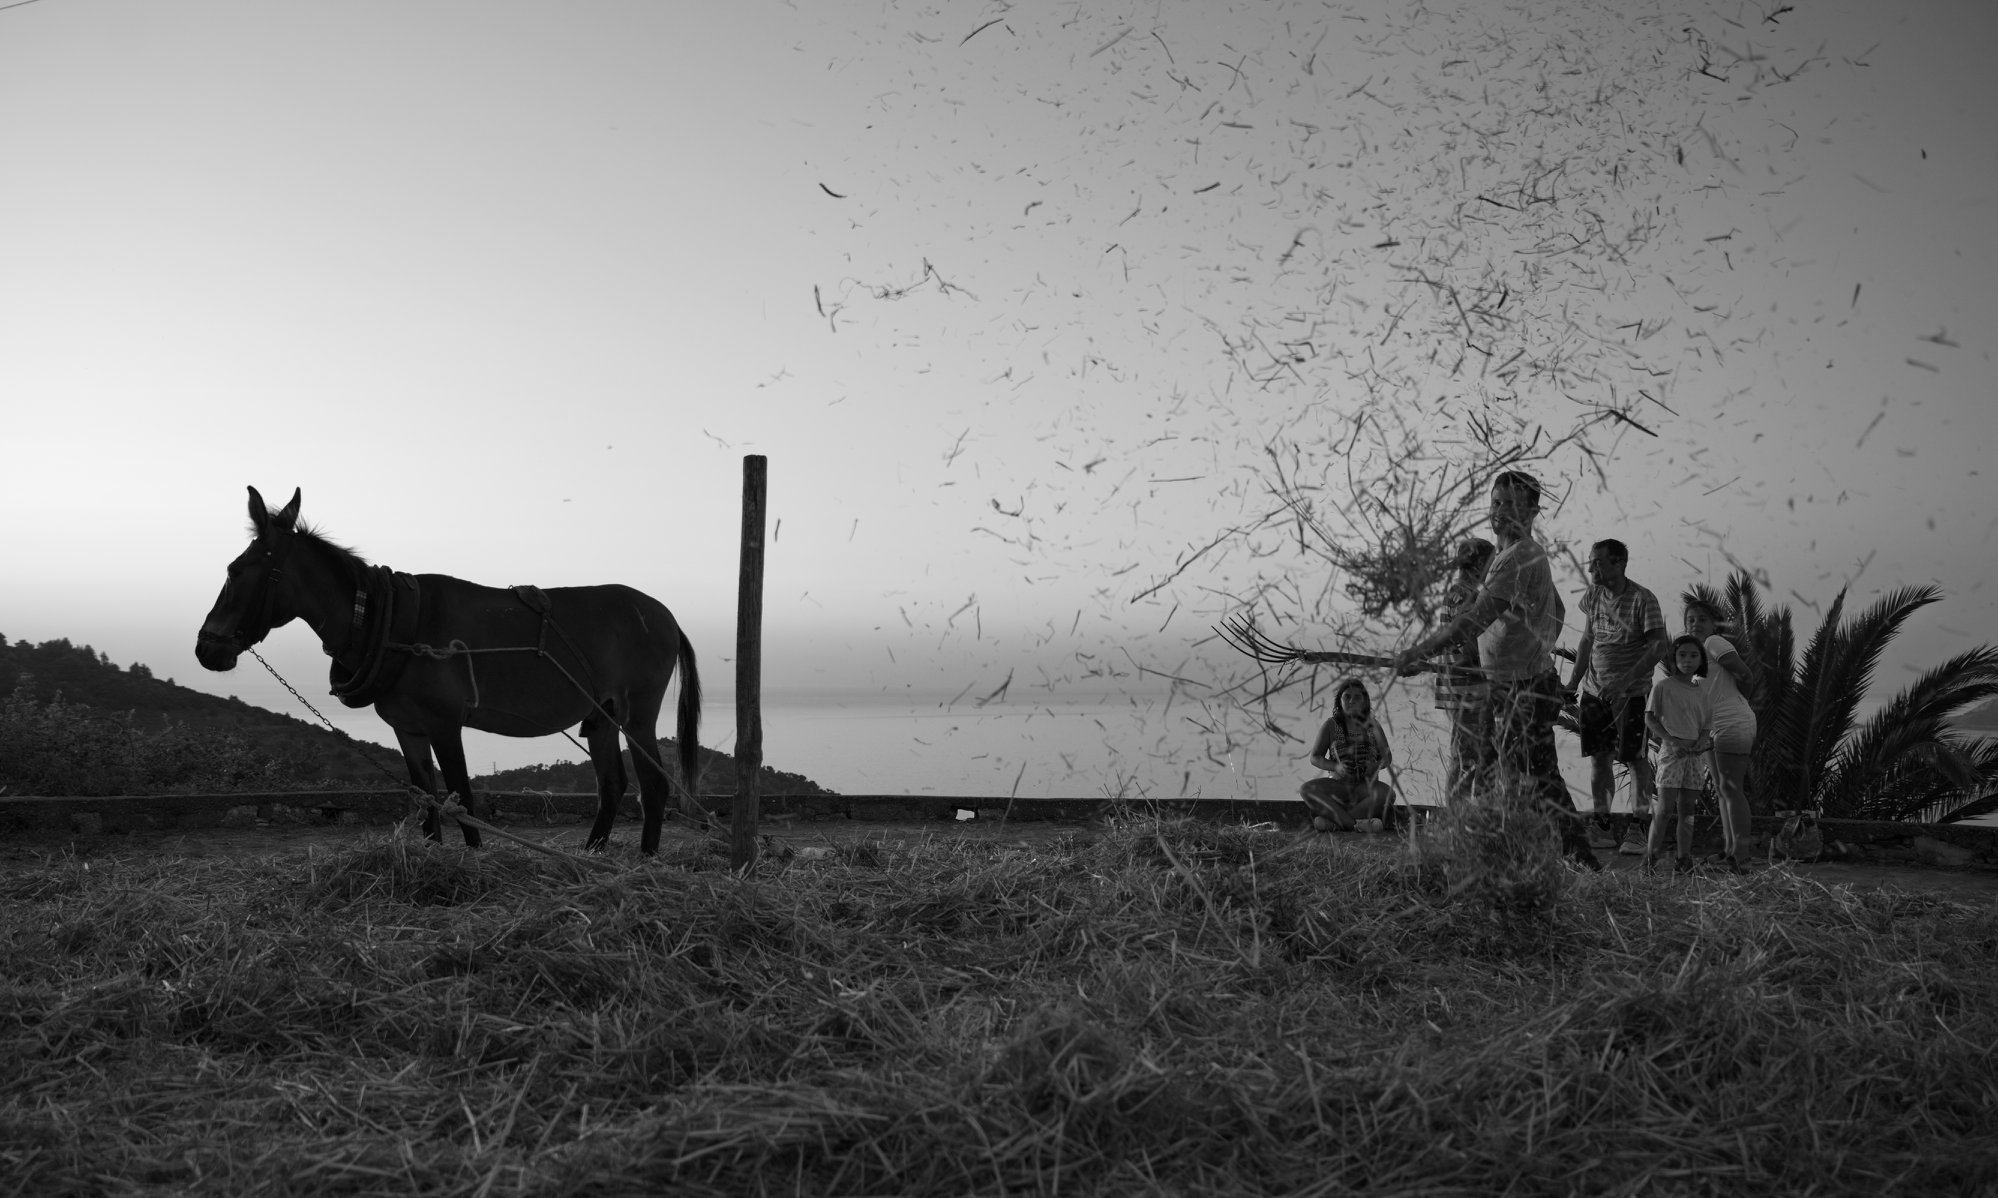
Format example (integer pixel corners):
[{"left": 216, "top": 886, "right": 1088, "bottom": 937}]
[
  {"left": 480, "top": 749, "right": 834, "bottom": 797},
  {"left": 1, "top": 635, "right": 385, "bottom": 792},
  {"left": 0, "top": 635, "right": 837, "bottom": 798}
]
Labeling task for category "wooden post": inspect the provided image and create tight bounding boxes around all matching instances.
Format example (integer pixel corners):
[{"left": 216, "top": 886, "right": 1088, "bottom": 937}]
[{"left": 731, "top": 454, "right": 768, "bottom": 873}]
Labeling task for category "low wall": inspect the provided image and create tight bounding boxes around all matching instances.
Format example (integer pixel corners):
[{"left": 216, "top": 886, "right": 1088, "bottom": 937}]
[
  {"left": 2, "top": 791, "right": 1993, "bottom": 867},
  {"left": 0, "top": 790, "right": 1320, "bottom": 835}
]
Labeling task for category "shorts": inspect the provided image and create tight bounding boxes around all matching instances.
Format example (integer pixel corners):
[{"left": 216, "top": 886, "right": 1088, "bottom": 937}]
[
  {"left": 1710, "top": 719, "right": 1756, "bottom": 756},
  {"left": 1657, "top": 749, "right": 1707, "bottom": 790},
  {"left": 1578, "top": 692, "right": 1647, "bottom": 764}
]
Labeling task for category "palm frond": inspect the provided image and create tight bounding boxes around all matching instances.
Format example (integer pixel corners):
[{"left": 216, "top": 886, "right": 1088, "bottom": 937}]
[
  {"left": 1817, "top": 646, "right": 1998, "bottom": 817},
  {"left": 1728, "top": 572, "right": 1768, "bottom": 643},
  {"left": 1822, "top": 586, "right": 1943, "bottom": 708},
  {"left": 1715, "top": 572, "right": 1994, "bottom": 822},
  {"left": 1823, "top": 727, "right": 1983, "bottom": 819},
  {"left": 1762, "top": 587, "right": 1849, "bottom": 809},
  {"left": 1794, "top": 587, "right": 1948, "bottom": 808},
  {"left": 1884, "top": 740, "right": 1998, "bottom": 824},
  {"left": 1932, "top": 744, "right": 1998, "bottom": 823},
  {"left": 1721, "top": 571, "right": 1790, "bottom": 813},
  {"left": 1681, "top": 582, "right": 1728, "bottom": 625},
  {"left": 1760, "top": 607, "right": 1795, "bottom": 719}
]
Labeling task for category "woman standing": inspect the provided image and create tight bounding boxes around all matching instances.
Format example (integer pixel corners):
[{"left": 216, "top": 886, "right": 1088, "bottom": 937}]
[{"left": 1685, "top": 598, "right": 1758, "bottom": 872}]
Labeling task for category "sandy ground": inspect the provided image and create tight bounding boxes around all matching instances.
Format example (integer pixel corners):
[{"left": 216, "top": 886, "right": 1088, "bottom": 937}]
[{"left": 3, "top": 816, "right": 1995, "bottom": 907}]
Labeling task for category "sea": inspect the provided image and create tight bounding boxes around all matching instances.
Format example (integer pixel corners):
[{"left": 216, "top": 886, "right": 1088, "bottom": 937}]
[{"left": 243, "top": 671, "right": 1995, "bottom": 823}]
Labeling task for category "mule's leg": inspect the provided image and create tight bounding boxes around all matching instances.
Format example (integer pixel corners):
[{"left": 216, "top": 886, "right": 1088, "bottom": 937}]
[
  {"left": 581, "top": 709, "right": 626, "bottom": 852},
  {"left": 623, "top": 691, "right": 670, "bottom": 855},
  {"left": 394, "top": 729, "right": 444, "bottom": 842},
  {"left": 430, "top": 730, "right": 484, "bottom": 849}
]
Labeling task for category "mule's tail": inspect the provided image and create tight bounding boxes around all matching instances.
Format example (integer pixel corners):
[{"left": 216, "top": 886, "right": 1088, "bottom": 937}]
[{"left": 674, "top": 632, "right": 705, "bottom": 821}]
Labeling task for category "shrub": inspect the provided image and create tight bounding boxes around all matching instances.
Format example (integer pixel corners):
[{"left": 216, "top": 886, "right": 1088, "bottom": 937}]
[{"left": 0, "top": 685, "right": 314, "bottom": 796}]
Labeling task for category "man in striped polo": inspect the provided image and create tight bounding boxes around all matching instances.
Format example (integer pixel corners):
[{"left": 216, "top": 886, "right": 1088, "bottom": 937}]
[{"left": 1565, "top": 539, "right": 1669, "bottom": 854}]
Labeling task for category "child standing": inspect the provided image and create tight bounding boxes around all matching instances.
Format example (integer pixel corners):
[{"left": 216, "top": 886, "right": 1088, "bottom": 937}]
[
  {"left": 1644, "top": 635, "right": 1713, "bottom": 872},
  {"left": 1301, "top": 678, "right": 1395, "bottom": 832},
  {"left": 1433, "top": 538, "right": 1497, "bottom": 805}
]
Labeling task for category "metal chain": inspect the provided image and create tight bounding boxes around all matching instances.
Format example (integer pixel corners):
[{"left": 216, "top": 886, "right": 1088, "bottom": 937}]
[{"left": 251, "top": 648, "right": 423, "bottom": 797}]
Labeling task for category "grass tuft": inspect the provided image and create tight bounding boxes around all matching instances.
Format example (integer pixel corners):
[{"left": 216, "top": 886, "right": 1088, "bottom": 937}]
[{"left": 1407, "top": 790, "right": 1571, "bottom": 916}]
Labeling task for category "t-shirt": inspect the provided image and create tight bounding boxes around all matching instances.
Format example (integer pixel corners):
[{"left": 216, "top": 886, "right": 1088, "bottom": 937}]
[
  {"left": 1580, "top": 581, "right": 1666, "bottom": 700},
  {"left": 1701, "top": 634, "right": 1758, "bottom": 742},
  {"left": 1647, "top": 675, "right": 1711, "bottom": 744},
  {"left": 1476, "top": 536, "right": 1564, "bottom": 683}
]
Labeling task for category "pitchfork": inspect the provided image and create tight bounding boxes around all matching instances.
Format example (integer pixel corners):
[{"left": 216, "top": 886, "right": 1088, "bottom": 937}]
[{"left": 1214, "top": 614, "right": 1473, "bottom": 676}]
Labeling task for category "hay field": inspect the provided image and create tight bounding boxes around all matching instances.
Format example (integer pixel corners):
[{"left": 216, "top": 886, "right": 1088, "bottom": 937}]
[{"left": 3, "top": 816, "right": 1994, "bottom": 1197}]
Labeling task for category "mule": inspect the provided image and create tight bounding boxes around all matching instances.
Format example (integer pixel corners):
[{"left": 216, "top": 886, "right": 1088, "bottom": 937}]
[{"left": 195, "top": 486, "right": 702, "bottom": 853}]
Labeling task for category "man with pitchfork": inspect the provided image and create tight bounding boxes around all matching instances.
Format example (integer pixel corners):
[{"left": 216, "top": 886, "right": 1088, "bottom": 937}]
[{"left": 1393, "top": 471, "right": 1601, "bottom": 869}]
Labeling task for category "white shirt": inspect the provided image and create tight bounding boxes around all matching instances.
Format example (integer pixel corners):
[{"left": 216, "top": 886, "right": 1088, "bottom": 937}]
[{"left": 1701, "top": 634, "right": 1758, "bottom": 743}]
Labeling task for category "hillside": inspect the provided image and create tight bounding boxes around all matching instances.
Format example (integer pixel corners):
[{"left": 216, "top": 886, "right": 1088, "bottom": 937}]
[
  {"left": 1, "top": 635, "right": 386, "bottom": 786},
  {"left": 480, "top": 748, "right": 835, "bottom": 797},
  {"left": 1950, "top": 695, "right": 1998, "bottom": 736},
  {"left": 0, "top": 635, "right": 838, "bottom": 797}
]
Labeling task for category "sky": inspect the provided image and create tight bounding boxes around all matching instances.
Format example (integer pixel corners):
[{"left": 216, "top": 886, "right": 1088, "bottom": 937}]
[{"left": 3, "top": 0, "right": 1993, "bottom": 800}]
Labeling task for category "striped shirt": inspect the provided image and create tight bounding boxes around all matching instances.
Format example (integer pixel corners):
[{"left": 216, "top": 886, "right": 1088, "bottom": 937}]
[
  {"left": 1433, "top": 574, "right": 1488, "bottom": 711},
  {"left": 1580, "top": 580, "right": 1665, "bottom": 700}
]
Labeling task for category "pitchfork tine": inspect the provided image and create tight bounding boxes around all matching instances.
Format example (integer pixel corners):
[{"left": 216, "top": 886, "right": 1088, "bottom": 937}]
[{"left": 1216, "top": 615, "right": 1301, "bottom": 663}]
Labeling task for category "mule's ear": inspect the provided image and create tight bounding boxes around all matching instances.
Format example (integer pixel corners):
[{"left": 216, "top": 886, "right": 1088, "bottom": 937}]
[
  {"left": 247, "top": 485, "right": 271, "bottom": 535},
  {"left": 272, "top": 488, "right": 302, "bottom": 531}
]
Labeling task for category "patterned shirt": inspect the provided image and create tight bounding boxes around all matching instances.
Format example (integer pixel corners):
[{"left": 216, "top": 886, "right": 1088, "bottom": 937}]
[
  {"left": 1477, "top": 536, "right": 1565, "bottom": 683},
  {"left": 1580, "top": 580, "right": 1665, "bottom": 700}
]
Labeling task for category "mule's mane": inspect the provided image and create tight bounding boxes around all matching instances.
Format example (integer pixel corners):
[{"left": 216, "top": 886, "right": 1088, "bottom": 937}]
[{"left": 257, "top": 519, "right": 373, "bottom": 583}]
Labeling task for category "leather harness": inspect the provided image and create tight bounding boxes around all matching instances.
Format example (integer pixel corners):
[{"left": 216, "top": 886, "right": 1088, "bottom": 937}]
[{"left": 328, "top": 575, "right": 565, "bottom": 710}]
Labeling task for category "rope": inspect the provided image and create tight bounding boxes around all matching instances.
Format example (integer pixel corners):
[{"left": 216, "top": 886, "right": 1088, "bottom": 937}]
[
  {"left": 253, "top": 646, "right": 710, "bottom": 855},
  {"left": 405, "top": 639, "right": 478, "bottom": 706},
  {"left": 238, "top": 667, "right": 616, "bottom": 868},
  {"left": 255, "top": 632, "right": 721, "bottom": 836},
  {"left": 426, "top": 797, "right": 621, "bottom": 873},
  {"left": 384, "top": 636, "right": 718, "bottom": 830}
]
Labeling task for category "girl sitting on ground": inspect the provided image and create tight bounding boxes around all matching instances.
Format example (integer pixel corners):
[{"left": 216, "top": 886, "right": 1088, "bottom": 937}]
[
  {"left": 1301, "top": 678, "right": 1395, "bottom": 832},
  {"left": 1644, "top": 635, "right": 1714, "bottom": 873}
]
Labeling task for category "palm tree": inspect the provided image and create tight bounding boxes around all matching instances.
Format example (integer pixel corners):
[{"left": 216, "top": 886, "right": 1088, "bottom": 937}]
[{"left": 1681, "top": 574, "right": 1998, "bottom": 823}]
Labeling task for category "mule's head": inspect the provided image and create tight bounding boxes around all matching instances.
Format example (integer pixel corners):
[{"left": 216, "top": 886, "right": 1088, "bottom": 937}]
[{"left": 195, "top": 486, "right": 303, "bottom": 671}]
